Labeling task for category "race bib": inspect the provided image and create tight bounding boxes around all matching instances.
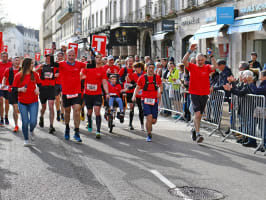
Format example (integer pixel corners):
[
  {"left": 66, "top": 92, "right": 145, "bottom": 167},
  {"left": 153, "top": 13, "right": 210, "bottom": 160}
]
[
  {"left": 125, "top": 83, "right": 133, "bottom": 89},
  {"left": 66, "top": 94, "right": 78, "bottom": 99},
  {"left": 144, "top": 98, "right": 155, "bottom": 105},
  {"left": 2, "top": 85, "right": 9, "bottom": 91},
  {"left": 110, "top": 93, "right": 117, "bottom": 96},
  {"left": 44, "top": 72, "right": 53, "bottom": 79},
  {"left": 87, "top": 84, "right": 97, "bottom": 91}
]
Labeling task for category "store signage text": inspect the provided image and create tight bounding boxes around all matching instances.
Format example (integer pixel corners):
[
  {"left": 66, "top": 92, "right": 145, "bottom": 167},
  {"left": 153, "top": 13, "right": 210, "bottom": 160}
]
[
  {"left": 240, "top": 3, "right": 266, "bottom": 15},
  {"left": 181, "top": 17, "right": 200, "bottom": 26}
]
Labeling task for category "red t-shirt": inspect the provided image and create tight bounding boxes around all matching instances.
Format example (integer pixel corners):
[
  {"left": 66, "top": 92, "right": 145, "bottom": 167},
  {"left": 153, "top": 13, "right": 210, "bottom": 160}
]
[
  {"left": 58, "top": 61, "right": 86, "bottom": 95},
  {"left": 103, "top": 64, "right": 120, "bottom": 74},
  {"left": 132, "top": 72, "right": 145, "bottom": 98},
  {"left": 37, "top": 65, "right": 56, "bottom": 86},
  {"left": 3, "top": 67, "right": 20, "bottom": 92},
  {"left": 137, "top": 74, "right": 162, "bottom": 101},
  {"left": 187, "top": 63, "right": 213, "bottom": 95},
  {"left": 82, "top": 67, "right": 107, "bottom": 95},
  {"left": 108, "top": 82, "right": 121, "bottom": 96},
  {"left": 12, "top": 72, "right": 41, "bottom": 104},
  {"left": 0, "top": 62, "right": 12, "bottom": 82},
  {"left": 118, "top": 67, "right": 134, "bottom": 78}
]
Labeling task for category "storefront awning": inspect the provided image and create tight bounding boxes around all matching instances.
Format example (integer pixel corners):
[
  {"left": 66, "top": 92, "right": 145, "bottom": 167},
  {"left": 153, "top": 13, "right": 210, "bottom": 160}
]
[
  {"left": 152, "top": 31, "right": 168, "bottom": 41},
  {"left": 193, "top": 24, "right": 225, "bottom": 40},
  {"left": 227, "top": 15, "right": 266, "bottom": 34}
]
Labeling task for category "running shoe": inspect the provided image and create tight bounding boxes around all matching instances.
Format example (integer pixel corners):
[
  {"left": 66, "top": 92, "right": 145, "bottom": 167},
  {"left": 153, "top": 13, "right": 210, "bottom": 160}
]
[
  {"left": 49, "top": 127, "right": 56, "bottom": 134},
  {"left": 61, "top": 114, "right": 65, "bottom": 122},
  {"left": 24, "top": 140, "right": 31, "bottom": 147},
  {"left": 88, "top": 127, "right": 92, "bottom": 132},
  {"left": 80, "top": 113, "right": 85, "bottom": 121},
  {"left": 191, "top": 128, "right": 196, "bottom": 141},
  {"left": 146, "top": 134, "right": 152, "bottom": 142},
  {"left": 74, "top": 132, "right": 82, "bottom": 143},
  {"left": 13, "top": 126, "right": 19, "bottom": 133},
  {"left": 39, "top": 116, "right": 44, "bottom": 128},
  {"left": 96, "top": 131, "right": 101, "bottom": 139},
  {"left": 5, "top": 117, "right": 9, "bottom": 125},
  {"left": 129, "top": 125, "right": 134, "bottom": 130},
  {"left": 196, "top": 134, "right": 204, "bottom": 143},
  {"left": 0, "top": 119, "right": 4, "bottom": 126},
  {"left": 64, "top": 128, "right": 70, "bottom": 140}
]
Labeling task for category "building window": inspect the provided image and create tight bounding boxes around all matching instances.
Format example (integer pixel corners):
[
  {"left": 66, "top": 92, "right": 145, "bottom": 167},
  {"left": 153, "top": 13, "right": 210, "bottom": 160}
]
[
  {"left": 96, "top": 12, "right": 98, "bottom": 27},
  {"left": 105, "top": 7, "right": 108, "bottom": 24},
  {"left": 92, "top": 14, "right": 94, "bottom": 28},
  {"left": 113, "top": 1, "right": 117, "bottom": 22},
  {"left": 100, "top": 10, "right": 103, "bottom": 26}
]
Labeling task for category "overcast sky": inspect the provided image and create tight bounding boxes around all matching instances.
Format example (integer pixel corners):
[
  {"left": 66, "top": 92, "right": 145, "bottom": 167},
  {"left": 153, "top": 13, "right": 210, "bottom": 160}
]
[{"left": 5, "top": 0, "right": 44, "bottom": 30}]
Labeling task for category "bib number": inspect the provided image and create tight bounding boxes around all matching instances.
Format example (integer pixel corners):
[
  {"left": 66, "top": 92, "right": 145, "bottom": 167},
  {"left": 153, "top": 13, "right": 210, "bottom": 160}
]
[
  {"left": 144, "top": 98, "right": 155, "bottom": 105},
  {"left": 2, "top": 86, "right": 9, "bottom": 91},
  {"left": 66, "top": 94, "right": 78, "bottom": 99},
  {"left": 87, "top": 84, "right": 97, "bottom": 91},
  {"left": 110, "top": 93, "right": 117, "bottom": 96},
  {"left": 125, "top": 83, "right": 132, "bottom": 89},
  {"left": 44, "top": 72, "right": 53, "bottom": 79}
]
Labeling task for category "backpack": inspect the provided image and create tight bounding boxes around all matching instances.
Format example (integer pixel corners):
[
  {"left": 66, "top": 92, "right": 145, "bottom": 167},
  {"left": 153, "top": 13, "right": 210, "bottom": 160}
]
[{"left": 143, "top": 74, "right": 158, "bottom": 91}]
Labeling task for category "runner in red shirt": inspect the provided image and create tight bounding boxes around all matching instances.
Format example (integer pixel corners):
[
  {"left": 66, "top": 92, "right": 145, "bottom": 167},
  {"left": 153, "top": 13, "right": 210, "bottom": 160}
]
[
  {"left": 103, "top": 55, "right": 120, "bottom": 76},
  {"left": 132, "top": 63, "right": 163, "bottom": 142},
  {"left": 2, "top": 56, "right": 21, "bottom": 132},
  {"left": 182, "top": 44, "right": 217, "bottom": 143},
  {"left": 35, "top": 54, "right": 56, "bottom": 134},
  {"left": 54, "top": 52, "right": 64, "bottom": 122},
  {"left": 53, "top": 49, "right": 87, "bottom": 142},
  {"left": 119, "top": 56, "right": 135, "bottom": 130},
  {"left": 80, "top": 55, "right": 88, "bottom": 122},
  {"left": 12, "top": 58, "right": 41, "bottom": 147},
  {"left": 81, "top": 53, "right": 109, "bottom": 139},
  {"left": 132, "top": 62, "right": 145, "bottom": 131},
  {"left": 0, "top": 52, "right": 12, "bottom": 126}
]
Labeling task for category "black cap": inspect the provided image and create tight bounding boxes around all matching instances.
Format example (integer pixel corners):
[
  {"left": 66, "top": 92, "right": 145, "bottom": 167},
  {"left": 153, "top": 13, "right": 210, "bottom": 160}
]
[
  {"left": 45, "top": 54, "right": 52, "bottom": 57},
  {"left": 217, "top": 60, "right": 226, "bottom": 65}
]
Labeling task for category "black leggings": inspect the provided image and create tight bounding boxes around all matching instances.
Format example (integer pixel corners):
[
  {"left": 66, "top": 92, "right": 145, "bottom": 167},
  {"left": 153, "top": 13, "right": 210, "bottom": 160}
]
[{"left": 136, "top": 98, "right": 144, "bottom": 125}]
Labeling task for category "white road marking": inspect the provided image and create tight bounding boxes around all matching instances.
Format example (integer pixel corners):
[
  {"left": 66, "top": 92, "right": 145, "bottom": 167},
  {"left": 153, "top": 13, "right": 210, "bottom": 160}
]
[{"left": 150, "top": 170, "right": 192, "bottom": 200}]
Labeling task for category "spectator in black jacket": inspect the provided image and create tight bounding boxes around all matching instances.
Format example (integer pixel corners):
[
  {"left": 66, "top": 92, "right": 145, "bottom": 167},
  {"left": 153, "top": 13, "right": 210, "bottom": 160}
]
[{"left": 249, "top": 52, "right": 262, "bottom": 71}]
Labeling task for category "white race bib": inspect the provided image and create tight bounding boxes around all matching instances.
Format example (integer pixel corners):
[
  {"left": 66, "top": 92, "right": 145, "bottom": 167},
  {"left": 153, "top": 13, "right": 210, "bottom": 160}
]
[
  {"left": 66, "top": 94, "right": 78, "bottom": 99},
  {"left": 44, "top": 72, "right": 53, "bottom": 79},
  {"left": 87, "top": 84, "right": 97, "bottom": 91},
  {"left": 125, "top": 83, "right": 132, "bottom": 89},
  {"left": 110, "top": 93, "right": 117, "bottom": 96},
  {"left": 144, "top": 98, "right": 155, "bottom": 105}
]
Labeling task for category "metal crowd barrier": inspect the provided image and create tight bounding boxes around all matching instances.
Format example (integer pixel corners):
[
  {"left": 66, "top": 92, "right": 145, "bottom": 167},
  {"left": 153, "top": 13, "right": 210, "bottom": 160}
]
[
  {"left": 160, "top": 82, "right": 187, "bottom": 122},
  {"left": 202, "top": 90, "right": 225, "bottom": 137},
  {"left": 223, "top": 94, "right": 265, "bottom": 154}
]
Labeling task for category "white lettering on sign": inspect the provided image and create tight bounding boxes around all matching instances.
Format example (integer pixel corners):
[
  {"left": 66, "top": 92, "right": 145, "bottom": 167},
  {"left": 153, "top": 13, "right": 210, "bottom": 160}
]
[{"left": 95, "top": 38, "right": 105, "bottom": 51}]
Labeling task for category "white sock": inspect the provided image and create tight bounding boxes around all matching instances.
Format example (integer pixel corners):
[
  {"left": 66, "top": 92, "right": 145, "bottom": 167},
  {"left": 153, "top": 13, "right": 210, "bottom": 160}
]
[{"left": 196, "top": 132, "right": 200, "bottom": 136}]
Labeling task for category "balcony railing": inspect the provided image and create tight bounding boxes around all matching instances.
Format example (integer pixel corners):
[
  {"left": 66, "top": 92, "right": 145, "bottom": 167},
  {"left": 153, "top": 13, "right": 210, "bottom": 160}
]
[{"left": 57, "top": 6, "right": 74, "bottom": 24}]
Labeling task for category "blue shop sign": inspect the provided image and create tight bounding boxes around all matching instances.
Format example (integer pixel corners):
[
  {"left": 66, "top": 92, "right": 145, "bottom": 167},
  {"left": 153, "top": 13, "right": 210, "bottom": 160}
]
[{"left": 216, "top": 7, "right": 234, "bottom": 24}]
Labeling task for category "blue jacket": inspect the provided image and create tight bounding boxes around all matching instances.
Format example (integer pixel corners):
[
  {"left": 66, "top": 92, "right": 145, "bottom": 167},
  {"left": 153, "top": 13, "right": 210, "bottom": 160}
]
[
  {"left": 212, "top": 66, "right": 232, "bottom": 101},
  {"left": 249, "top": 80, "right": 266, "bottom": 97}
]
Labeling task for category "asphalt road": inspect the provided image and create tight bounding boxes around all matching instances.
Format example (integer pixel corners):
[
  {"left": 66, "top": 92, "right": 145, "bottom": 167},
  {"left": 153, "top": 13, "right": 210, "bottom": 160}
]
[{"left": 1, "top": 108, "right": 266, "bottom": 200}]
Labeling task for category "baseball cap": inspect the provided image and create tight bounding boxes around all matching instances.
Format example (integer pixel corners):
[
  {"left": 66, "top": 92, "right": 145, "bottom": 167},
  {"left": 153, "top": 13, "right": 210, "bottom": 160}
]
[{"left": 107, "top": 55, "right": 114, "bottom": 60}]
